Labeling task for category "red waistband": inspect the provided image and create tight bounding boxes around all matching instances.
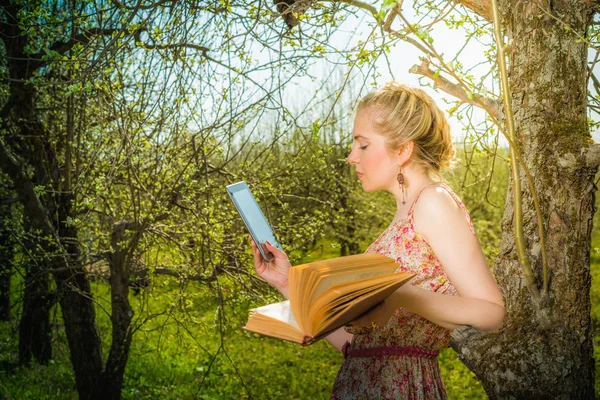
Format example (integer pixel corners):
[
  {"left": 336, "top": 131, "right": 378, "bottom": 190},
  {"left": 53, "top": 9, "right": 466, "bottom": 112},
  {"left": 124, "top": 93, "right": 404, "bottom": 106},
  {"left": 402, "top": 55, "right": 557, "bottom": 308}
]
[{"left": 342, "top": 341, "right": 438, "bottom": 359}]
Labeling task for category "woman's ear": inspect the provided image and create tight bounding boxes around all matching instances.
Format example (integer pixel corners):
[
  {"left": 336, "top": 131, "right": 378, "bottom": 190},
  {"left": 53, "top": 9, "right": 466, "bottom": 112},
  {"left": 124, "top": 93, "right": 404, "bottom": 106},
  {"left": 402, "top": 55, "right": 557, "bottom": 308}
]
[{"left": 397, "top": 141, "right": 414, "bottom": 165}]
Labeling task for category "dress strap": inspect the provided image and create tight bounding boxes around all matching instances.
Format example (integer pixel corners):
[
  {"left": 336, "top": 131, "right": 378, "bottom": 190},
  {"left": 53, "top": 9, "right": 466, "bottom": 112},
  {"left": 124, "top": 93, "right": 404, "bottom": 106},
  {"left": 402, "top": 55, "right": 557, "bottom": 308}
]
[
  {"left": 407, "top": 182, "right": 441, "bottom": 215},
  {"left": 407, "top": 182, "right": 476, "bottom": 234}
]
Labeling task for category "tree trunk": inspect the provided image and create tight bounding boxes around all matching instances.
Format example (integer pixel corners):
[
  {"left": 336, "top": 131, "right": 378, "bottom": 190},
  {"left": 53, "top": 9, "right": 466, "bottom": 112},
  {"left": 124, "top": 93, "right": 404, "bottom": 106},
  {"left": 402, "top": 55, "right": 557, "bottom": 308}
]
[
  {"left": 0, "top": 218, "right": 13, "bottom": 321},
  {"left": 55, "top": 195, "right": 105, "bottom": 399},
  {"left": 450, "top": 2, "right": 596, "bottom": 398},
  {"left": 55, "top": 270, "right": 105, "bottom": 398},
  {"left": 93, "top": 222, "right": 137, "bottom": 400},
  {"left": 18, "top": 266, "right": 52, "bottom": 365},
  {"left": 18, "top": 219, "right": 54, "bottom": 366},
  {"left": 93, "top": 276, "right": 134, "bottom": 400},
  {"left": 0, "top": 257, "right": 10, "bottom": 321}
]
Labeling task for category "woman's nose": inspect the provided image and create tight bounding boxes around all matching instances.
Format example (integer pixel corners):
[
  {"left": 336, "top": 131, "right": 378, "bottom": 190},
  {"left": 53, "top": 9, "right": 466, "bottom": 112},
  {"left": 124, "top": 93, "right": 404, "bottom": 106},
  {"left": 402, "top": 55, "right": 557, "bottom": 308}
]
[{"left": 347, "top": 147, "right": 358, "bottom": 165}]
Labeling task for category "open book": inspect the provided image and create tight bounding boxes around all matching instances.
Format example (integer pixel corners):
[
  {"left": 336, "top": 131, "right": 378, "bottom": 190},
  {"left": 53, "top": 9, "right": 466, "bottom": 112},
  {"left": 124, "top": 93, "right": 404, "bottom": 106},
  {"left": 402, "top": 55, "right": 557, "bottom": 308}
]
[{"left": 243, "top": 253, "right": 414, "bottom": 345}]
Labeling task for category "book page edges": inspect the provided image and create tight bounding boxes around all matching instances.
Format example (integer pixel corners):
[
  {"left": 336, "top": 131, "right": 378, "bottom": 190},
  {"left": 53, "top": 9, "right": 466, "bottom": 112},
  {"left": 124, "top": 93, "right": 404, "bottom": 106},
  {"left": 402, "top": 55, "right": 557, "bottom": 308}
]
[
  {"left": 289, "top": 254, "right": 401, "bottom": 333},
  {"left": 243, "top": 301, "right": 305, "bottom": 343},
  {"left": 312, "top": 273, "right": 415, "bottom": 337}
]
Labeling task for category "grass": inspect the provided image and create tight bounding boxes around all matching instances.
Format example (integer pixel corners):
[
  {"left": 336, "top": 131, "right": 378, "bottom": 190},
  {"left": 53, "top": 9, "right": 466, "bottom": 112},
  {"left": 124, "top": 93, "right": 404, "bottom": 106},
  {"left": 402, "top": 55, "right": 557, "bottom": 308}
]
[
  {"left": 0, "top": 257, "right": 597, "bottom": 399},
  {"left": 0, "top": 248, "right": 487, "bottom": 400},
  {"left": 0, "top": 279, "right": 488, "bottom": 400}
]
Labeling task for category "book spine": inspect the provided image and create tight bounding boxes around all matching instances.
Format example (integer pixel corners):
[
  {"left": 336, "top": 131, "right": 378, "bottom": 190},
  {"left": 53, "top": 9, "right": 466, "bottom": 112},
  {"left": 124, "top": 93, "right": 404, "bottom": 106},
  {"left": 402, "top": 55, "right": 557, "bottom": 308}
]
[{"left": 301, "top": 336, "right": 315, "bottom": 346}]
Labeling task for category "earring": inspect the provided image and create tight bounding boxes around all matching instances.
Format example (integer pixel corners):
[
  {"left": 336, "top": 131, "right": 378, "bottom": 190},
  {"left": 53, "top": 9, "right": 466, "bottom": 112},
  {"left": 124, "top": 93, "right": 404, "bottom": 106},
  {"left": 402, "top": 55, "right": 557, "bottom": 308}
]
[{"left": 397, "top": 169, "right": 406, "bottom": 205}]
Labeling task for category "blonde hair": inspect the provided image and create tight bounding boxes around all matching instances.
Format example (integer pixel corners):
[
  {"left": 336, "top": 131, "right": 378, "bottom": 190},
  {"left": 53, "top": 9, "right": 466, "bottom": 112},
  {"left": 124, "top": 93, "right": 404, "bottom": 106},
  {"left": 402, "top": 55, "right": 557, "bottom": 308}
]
[{"left": 357, "top": 82, "right": 456, "bottom": 179}]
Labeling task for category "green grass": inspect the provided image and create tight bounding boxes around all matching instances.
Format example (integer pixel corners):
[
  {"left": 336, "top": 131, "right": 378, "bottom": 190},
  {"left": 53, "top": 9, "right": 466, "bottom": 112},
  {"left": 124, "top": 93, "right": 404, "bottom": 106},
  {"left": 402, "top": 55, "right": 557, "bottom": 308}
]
[{"left": 0, "top": 267, "right": 486, "bottom": 400}]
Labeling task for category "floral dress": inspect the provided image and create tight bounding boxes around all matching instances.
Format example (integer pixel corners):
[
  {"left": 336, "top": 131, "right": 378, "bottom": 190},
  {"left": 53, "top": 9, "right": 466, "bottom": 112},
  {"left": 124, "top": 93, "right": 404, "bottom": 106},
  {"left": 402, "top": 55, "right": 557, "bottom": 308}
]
[{"left": 330, "top": 182, "right": 476, "bottom": 400}]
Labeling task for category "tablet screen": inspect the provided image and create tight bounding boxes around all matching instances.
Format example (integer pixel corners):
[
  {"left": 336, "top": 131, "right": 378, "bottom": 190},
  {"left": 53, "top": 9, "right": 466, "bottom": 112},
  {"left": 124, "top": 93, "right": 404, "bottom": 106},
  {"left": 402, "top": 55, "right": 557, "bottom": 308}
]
[{"left": 228, "top": 184, "right": 281, "bottom": 250}]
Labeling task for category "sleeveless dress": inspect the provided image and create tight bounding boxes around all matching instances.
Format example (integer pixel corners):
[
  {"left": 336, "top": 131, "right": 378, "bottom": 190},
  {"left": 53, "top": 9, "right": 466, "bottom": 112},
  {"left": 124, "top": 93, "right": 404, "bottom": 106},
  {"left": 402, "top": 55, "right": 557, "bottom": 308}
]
[{"left": 330, "top": 182, "right": 476, "bottom": 400}]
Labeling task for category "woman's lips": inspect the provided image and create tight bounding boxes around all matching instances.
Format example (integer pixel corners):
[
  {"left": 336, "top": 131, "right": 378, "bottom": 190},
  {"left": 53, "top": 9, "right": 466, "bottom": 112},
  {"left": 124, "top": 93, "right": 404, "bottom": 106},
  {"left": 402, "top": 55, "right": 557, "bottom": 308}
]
[{"left": 357, "top": 172, "right": 364, "bottom": 178}]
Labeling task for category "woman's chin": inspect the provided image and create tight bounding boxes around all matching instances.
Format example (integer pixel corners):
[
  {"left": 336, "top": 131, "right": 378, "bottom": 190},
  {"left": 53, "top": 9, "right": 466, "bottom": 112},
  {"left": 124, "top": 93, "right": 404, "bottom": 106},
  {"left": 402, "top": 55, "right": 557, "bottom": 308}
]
[{"left": 360, "top": 181, "right": 375, "bottom": 192}]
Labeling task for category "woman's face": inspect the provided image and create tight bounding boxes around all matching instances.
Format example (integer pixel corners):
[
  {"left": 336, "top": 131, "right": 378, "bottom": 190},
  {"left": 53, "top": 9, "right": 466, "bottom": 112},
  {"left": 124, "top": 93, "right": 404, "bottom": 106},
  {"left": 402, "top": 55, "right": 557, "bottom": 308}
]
[{"left": 347, "top": 109, "right": 399, "bottom": 192}]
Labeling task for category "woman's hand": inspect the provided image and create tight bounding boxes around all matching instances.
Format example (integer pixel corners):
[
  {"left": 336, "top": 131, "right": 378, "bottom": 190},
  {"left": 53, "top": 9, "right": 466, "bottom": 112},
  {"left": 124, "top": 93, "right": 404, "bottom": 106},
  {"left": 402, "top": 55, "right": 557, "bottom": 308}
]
[{"left": 250, "top": 236, "right": 292, "bottom": 294}]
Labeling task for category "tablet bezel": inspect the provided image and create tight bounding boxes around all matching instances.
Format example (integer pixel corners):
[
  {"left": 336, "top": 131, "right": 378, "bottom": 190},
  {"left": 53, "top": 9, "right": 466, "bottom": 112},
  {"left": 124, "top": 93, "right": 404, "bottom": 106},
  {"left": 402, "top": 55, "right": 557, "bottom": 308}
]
[{"left": 226, "top": 181, "right": 282, "bottom": 262}]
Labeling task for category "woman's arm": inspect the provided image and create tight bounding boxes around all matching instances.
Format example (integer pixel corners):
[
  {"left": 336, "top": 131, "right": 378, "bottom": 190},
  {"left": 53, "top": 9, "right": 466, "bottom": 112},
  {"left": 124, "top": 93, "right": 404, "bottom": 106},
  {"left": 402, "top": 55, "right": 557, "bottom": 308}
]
[
  {"left": 251, "top": 240, "right": 354, "bottom": 351},
  {"left": 386, "top": 284, "right": 504, "bottom": 332},
  {"left": 352, "top": 187, "right": 505, "bottom": 332},
  {"left": 325, "top": 328, "right": 354, "bottom": 352},
  {"left": 406, "top": 186, "right": 505, "bottom": 332}
]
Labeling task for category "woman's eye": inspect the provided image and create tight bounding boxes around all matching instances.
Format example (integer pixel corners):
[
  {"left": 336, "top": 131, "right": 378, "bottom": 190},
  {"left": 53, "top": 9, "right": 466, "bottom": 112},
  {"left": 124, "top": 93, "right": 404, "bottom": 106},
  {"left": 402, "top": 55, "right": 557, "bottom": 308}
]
[{"left": 359, "top": 145, "right": 368, "bottom": 150}]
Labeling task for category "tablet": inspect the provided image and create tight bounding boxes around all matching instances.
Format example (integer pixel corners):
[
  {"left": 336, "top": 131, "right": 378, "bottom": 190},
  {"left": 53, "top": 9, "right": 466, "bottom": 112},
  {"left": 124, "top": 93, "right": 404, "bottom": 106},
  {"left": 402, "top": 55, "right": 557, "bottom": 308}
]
[{"left": 226, "top": 181, "right": 283, "bottom": 262}]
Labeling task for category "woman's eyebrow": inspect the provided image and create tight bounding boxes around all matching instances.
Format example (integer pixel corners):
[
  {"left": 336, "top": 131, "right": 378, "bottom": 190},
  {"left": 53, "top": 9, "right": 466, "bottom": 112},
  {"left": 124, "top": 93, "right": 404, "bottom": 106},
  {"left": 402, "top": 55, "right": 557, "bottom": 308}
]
[{"left": 353, "top": 135, "right": 369, "bottom": 140}]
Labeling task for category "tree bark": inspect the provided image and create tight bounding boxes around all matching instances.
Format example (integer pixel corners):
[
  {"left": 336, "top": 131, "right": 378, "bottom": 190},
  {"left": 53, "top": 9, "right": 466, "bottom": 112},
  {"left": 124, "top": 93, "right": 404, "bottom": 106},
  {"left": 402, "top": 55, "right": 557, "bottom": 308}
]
[
  {"left": 0, "top": 260, "right": 10, "bottom": 321},
  {"left": 0, "top": 220, "right": 13, "bottom": 321},
  {"left": 450, "top": 2, "right": 597, "bottom": 398},
  {"left": 17, "top": 218, "right": 54, "bottom": 366},
  {"left": 93, "top": 222, "right": 138, "bottom": 400},
  {"left": 18, "top": 263, "right": 52, "bottom": 365}
]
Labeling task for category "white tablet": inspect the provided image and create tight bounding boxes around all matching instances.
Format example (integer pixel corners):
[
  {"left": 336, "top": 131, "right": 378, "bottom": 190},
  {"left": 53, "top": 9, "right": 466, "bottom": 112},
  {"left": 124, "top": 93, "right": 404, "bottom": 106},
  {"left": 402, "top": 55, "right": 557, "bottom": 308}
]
[{"left": 226, "top": 181, "right": 283, "bottom": 262}]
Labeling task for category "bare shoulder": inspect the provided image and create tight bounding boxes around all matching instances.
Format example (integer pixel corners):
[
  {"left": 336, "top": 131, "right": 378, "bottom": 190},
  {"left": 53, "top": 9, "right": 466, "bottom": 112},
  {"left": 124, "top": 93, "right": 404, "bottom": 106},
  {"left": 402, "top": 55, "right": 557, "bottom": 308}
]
[
  {"left": 412, "top": 185, "right": 467, "bottom": 229},
  {"left": 411, "top": 183, "right": 477, "bottom": 254}
]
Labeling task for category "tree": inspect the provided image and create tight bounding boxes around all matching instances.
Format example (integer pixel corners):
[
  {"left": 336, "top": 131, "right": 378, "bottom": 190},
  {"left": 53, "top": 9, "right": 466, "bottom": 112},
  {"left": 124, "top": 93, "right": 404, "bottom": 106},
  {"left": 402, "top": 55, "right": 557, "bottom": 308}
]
[{"left": 0, "top": 174, "right": 16, "bottom": 322}]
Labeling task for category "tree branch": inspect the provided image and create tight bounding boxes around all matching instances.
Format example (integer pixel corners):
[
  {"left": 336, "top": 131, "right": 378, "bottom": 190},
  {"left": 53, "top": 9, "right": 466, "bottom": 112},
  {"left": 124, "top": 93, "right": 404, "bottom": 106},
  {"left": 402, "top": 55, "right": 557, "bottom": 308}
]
[
  {"left": 337, "top": 0, "right": 378, "bottom": 17},
  {"left": 451, "top": 0, "right": 492, "bottom": 22},
  {"left": 0, "top": 138, "right": 56, "bottom": 239},
  {"left": 583, "top": 142, "right": 600, "bottom": 169},
  {"left": 0, "top": 196, "right": 20, "bottom": 206},
  {"left": 588, "top": 66, "right": 600, "bottom": 96},
  {"left": 31, "top": 28, "right": 127, "bottom": 70},
  {"left": 144, "top": 267, "right": 217, "bottom": 283},
  {"left": 409, "top": 59, "right": 500, "bottom": 118},
  {"left": 109, "top": 0, "right": 175, "bottom": 11},
  {"left": 132, "top": 30, "right": 211, "bottom": 57}
]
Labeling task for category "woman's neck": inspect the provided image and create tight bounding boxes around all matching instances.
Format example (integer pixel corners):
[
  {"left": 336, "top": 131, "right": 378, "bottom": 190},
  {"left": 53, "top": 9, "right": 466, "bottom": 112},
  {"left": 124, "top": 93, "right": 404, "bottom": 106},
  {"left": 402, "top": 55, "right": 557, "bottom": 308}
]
[{"left": 391, "top": 168, "right": 436, "bottom": 220}]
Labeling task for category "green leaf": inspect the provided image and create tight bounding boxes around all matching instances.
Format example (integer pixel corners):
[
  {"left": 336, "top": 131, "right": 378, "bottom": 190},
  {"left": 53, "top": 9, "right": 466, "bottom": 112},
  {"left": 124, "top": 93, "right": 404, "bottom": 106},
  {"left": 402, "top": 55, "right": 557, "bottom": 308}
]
[{"left": 312, "top": 119, "right": 321, "bottom": 138}]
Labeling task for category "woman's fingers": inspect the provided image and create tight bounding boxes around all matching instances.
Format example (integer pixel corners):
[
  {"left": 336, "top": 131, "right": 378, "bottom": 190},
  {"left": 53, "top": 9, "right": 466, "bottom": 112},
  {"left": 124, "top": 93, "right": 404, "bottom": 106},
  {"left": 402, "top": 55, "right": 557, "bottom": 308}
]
[
  {"left": 264, "top": 241, "right": 287, "bottom": 259},
  {"left": 250, "top": 236, "right": 266, "bottom": 272}
]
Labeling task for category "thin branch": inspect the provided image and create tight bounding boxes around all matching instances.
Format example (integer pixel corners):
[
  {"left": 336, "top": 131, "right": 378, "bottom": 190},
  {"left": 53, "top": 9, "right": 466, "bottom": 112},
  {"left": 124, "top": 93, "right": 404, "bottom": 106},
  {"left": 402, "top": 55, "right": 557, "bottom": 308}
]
[
  {"left": 109, "top": 0, "right": 175, "bottom": 11},
  {"left": 588, "top": 66, "right": 600, "bottom": 96},
  {"left": 337, "top": 0, "right": 378, "bottom": 17},
  {"left": 409, "top": 59, "right": 500, "bottom": 118},
  {"left": 0, "top": 196, "right": 20, "bottom": 206},
  {"left": 133, "top": 30, "right": 209, "bottom": 54},
  {"left": 31, "top": 28, "right": 126, "bottom": 70},
  {"left": 490, "top": 0, "right": 543, "bottom": 300},
  {"left": 146, "top": 267, "right": 217, "bottom": 283}
]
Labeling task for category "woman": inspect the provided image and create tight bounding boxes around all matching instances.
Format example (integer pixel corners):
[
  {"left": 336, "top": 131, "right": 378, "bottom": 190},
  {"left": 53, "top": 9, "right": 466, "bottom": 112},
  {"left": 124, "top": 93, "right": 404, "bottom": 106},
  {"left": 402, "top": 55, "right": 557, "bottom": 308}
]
[{"left": 251, "top": 82, "right": 505, "bottom": 399}]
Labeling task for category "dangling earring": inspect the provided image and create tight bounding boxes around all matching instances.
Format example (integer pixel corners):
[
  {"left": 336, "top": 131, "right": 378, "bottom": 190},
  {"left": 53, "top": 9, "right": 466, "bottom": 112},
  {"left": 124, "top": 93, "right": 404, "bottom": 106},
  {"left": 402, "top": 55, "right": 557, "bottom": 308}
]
[{"left": 397, "top": 168, "right": 406, "bottom": 205}]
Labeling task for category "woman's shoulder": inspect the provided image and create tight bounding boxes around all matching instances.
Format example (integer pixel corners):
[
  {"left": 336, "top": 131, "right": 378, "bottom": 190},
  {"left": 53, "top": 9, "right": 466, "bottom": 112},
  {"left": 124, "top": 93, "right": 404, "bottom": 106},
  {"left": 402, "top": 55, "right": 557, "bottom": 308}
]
[
  {"left": 412, "top": 183, "right": 475, "bottom": 234},
  {"left": 420, "top": 183, "right": 465, "bottom": 208}
]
